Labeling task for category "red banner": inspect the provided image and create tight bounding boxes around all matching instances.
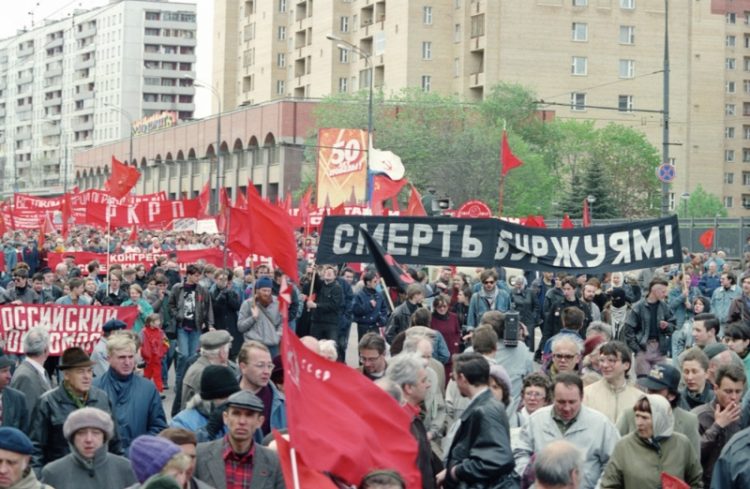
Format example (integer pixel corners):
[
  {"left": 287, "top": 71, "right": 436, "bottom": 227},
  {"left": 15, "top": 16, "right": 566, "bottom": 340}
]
[
  {"left": 13, "top": 190, "right": 167, "bottom": 210},
  {"left": 48, "top": 249, "right": 274, "bottom": 274},
  {"left": 0, "top": 304, "right": 138, "bottom": 355},
  {"left": 83, "top": 199, "right": 200, "bottom": 229}
]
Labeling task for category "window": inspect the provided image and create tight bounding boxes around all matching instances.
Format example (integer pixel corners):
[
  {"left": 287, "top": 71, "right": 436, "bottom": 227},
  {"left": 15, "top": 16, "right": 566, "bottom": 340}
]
[
  {"left": 620, "top": 25, "right": 635, "bottom": 44},
  {"left": 618, "top": 95, "right": 633, "bottom": 112},
  {"left": 727, "top": 81, "right": 737, "bottom": 93},
  {"left": 727, "top": 58, "right": 737, "bottom": 70},
  {"left": 359, "top": 68, "right": 372, "bottom": 89},
  {"left": 745, "top": 195, "right": 750, "bottom": 208},
  {"left": 277, "top": 53, "right": 285, "bottom": 68},
  {"left": 745, "top": 58, "right": 750, "bottom": 71},
  {"left": 619, "top": 59, "right": 635, "bottom": 78},
  {"left": 454, "top": 57, "right": 460, "bottom": 77},
  {"left": 744, "top": 173, "right": 750, "bottom": 186},
  {"left": 727, "top": 104, "right": 736, "bottom": 116},
  {"left": 724, "top": 196, "right": 734, "bottom": 208},
  {"left": 726, "top": 127, "right": 736, "bottom": 139},
  {"left": 745, "top": 125, "right": 750, "bottom": 139},
  {"left": 276, "top": 80, "right": 285, "bottom": 95},
  {"left": 277, "top": 26, "right": 286, "bottom": 40},
  {"left": 422, "top": 42, "right": 432, "bottom": 60},
  {"left": 421, "top": 75, "right": 432, "bottom": 92},
  {"left": 340, "top": 16, "right": 349, "bottom": 32},
  {"left": 744, "top": 148, "right": 750, "bottom": 162},
  {"left": 727, "top": 12, "right": 737, "bottom": 24},
  {"left": 572, "top": 23, "right": 587, "bottom": 42},
  {"left": 620, "top": 0, "right": 635, "bottom": 8},
  {"left": 423, "top": 6, "right": 433, "bottom": 25},
  {"left": 727, "top": 35, "right": 736, "bottom": 47},
  {"left": 338, "top": 77, "right": 348, "bottom": 93},
  {"left": 339, "top": 48, "right": 349, "bottom": 63},
  {"left": 471, "top": 14, "right": 485, "bottom": 37},
  {"left": 454, "top": 24, "right": 461, "bottom": 42},
  {"left": 573, "top": 0, "right": 587, "bottom": 5},
  {"left": 725, "top": 173, "right": 735, "bottom": 184},
  {"left": 570, "top": 92, "right": 586, "bottom": 111},
  {"left": 279, "top": 0, "right": 287, "bottom": 12},
  {"left": 571, "top": 56, "right": 587, "bottom": 75},
  {"left": 353, "top": 14, "right": 358, "bottom": 31},
  {"left": 726, "top": 150, "right": 736, "bottom": 162}
]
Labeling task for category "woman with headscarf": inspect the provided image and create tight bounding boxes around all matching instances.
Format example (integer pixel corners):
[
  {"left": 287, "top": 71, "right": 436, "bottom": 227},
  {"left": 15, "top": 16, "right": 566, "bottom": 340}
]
[{"left": 600, "top": 394, "right": 703, "bottom": 489}]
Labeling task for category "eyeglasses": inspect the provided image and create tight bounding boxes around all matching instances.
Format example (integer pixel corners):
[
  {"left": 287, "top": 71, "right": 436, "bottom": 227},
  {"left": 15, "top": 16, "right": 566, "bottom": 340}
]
[
  {"left": 252, "top": 363, "right": 275, "bottom": 370},
  {"left": 524, "top": 391, "right": 545, "bottom": 398},
  {"left": 553, "top": 353, "right": 576, "bottom": 361},
  {"left": 359, "top": 355, "right": 382, "bottom": 363},
  {"left": 483, "top": 280, "right": 495, "bottom": 285}
]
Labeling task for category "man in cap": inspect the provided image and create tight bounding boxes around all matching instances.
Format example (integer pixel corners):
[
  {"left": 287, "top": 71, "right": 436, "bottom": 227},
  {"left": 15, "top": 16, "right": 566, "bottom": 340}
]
[
  {"left": 93, "top": 334, "right": 167, "bottom": 454},
  {"left": 90, "top": 319, "right": 127, "bottom": 378},
  {"left": 194, "top": 391, "right": 284, "bottom": 489},
  {"left": 29, "top": 346, "right": 123, "bottom": 471},
  {"left": 0, "top": 354, "right": 29, "bottom": 433},
  {"left": 10, "top": 327, "right": 50, "bottom": 415},
  {"left": 615, "top": 362, "right": 700, "bottom": 455},
  {"left": 179, "top": 329, "right": 234, "bottom": 412},
  {"left": 0, "top": 427, "right": 52, "bottom": 489},
  {"left": 40, "top": 407, "right": 136, "bottom": 489}
]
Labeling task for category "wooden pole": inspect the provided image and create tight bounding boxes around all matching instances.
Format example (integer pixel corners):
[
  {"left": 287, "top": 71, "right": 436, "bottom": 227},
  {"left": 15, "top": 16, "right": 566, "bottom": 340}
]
[{"left": 380, "top": 277, "right": 395, "bottom": 312}]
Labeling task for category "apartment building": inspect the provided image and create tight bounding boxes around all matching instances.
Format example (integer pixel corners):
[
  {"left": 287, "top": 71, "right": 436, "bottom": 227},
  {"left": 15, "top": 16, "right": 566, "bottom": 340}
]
[
  {"left": 0, "top": 0, "right": 196, "bottom": 197},
  {"left": 213, "top": 0, "right": 750, "bottom": 216}
]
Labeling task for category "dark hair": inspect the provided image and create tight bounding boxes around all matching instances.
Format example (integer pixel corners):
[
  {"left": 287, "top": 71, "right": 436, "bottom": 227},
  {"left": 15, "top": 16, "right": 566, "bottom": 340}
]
[
  {"left": 410, "top": 308, "right": 431, "bottom": 327},
  {"left": 453, "top": 352, "right": 490, "bottom": 386},
  {"left": 716, "top": 363, "right": 747, "bottom": 387},
  {"left": 358, "top": 333, "right": 386, "bottom": 355},
  {"left": 471, "top": 326, "right": 498, "bottom": 355},
  {"left": 553, "top": 372, "right": 584, "bottom": 397},
  {"left": 598, "top": 341, "right": 633, "bottom": 375},
  {"left": 159, "top": 427, "right": 197, "bottom": 446},
  {"left": 523, "top": 372, "right": 553, "bottom": 403},
  {"left": 68, "top": 277, "right": 84, "bottom": 290},
  {"left": 87, "top": 261, "right": 100, "bottom": 274},
  {"left": 32, "top": 272, "right": 44, "bottom": 282},
  {"left": 480, "top": 311, "right": 505, "bottom": 337},
  {"left": 561, "top": 307, "right": 584, "bottom": 330},
  {"left": 12, "top": 268, "right": 28, "bottom": 279},
  {"left": 647, "top": 277, "right": 669, "bottom": 294},
  {"left": 185, "top": 264, "right": 200, "bottom": 276},
  {"left": 723, "top": 322, "right": 750, "bottom": 341},
  {"left": 633, "top": 396, "right": 651, "bottom": 414},
  {"left": 692, "top": 296, "right": 711, "bottom": 313},
  {"left": 479, "top": 269, "right": 498, "bottom": 283},
  {"left": 722, "top": 271, "right": 737, "bottom": 286},
  {"left": 560, "top": 276, "right": 577, "bottom": 289},
  {"left": 694, "top": 313, "right": 720, "bottom": 336},
  {"left": 359, "top": 470, "right": 406, "bottom": 489},
  {"left": 432, "top": 294, "right": 450, "bottom": 309},
  {"left": 362, "top": 270, "right": 377, "bottom": 283},
  {"left": 682, "top": 348, "right": 709, "bottom": 371}
]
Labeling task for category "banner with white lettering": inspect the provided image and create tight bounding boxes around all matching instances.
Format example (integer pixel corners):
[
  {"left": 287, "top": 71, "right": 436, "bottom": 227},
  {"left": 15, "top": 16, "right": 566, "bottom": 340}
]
[
  {"left": 0, "top": 304, "right": 138, "bottom": 355},
  {"left": 83, "top": 199, "right": 200, "bottom": 229},
  {"left": 316, "top": 215, "right": 682, "bottom": 273},
  {"left": 13, "top": 190, "right": 167, "bottom": 210}
]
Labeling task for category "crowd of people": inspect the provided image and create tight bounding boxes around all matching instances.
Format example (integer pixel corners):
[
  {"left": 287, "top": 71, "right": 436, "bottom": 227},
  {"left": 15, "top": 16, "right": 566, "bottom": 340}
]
[{"left": 1, "top": 226, "right": 750, "bottom": 489}]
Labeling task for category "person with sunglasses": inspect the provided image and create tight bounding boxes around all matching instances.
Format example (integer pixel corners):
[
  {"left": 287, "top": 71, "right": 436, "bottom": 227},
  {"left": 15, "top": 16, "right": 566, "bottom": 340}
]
[{"left": 466, "top": 269, "right": 510, "bottom": 330}]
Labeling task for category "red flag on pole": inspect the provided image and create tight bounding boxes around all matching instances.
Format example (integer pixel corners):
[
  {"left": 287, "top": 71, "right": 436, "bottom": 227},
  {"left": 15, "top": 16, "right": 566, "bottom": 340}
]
[
  {"left": 699, "top": 229, "right": 715, "bottom": 250},
  {"left": 372, "top": 176, "right": 407, "bottom": 215},
  {"left": 501, "top": 130, "right": 524, "bottom": 176},
  {"left": 406, "top": 185, "right": 427, "bottom": 216},
  {"left": 104, "top": 156, "right": 140, "bottom": 199},
  {"left": 216, "top": 188, "right": 230, "bottom": 233},
  {"left": 198, "top": 180, "right": 211, "bottom": 218},
  {"left": 273, "top": 431, "right": 338, "bottom": 489},
  {"left": 235, "top": 188, "right": 247, "bottom": 209},
  {"left": 582, "top": 199, "right": 591, "bottom": 227},
  {"left": 61, "top": 193, "right": 72, "bottom": 239},
  {"left": 280, "top": 324, "right": 421, "bottom": 488},
  {"left": 329, "top": 202, "right": 346, "bottom": 216},
  {"left": 561, "top": 214, "right": 575, "bottom": 229}
]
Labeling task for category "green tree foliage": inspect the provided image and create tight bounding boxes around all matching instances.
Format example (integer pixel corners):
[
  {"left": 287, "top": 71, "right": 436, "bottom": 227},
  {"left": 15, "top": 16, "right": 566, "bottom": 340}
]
[{"left": 675, "top": 185, "right": 728, "bottom": 218}]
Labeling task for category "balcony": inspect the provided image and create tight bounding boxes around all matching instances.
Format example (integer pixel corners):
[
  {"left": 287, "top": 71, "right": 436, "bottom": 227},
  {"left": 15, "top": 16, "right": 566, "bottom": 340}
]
[
  {"left": 45, "top": 37, "right": 63, "bottom": 50},
  {"left": 71, "top": 119, "right": 93, "bottom": 131},
  {"left": 17, "top": 44, "right": 34, "bottom": 58},
  {"left": 74, "top": 89, "right": 94, "bottom": 102},
  {"left": 43, "top": 96, "right": 62, "bottom": 108},
  {"left": 15, "top": 160, "right": 31, "bottom": 169},
  {"left": 15, "top": 126, "right": 31, "bottom": 139},
  {"left": 41, "top": 123, "right": 60, "bottom": 136},
  {"left": 75, "top": 24, "right": 97, "bottom": 39},
  {"left": 469, "top": 71, "right": 485, "bottom": 88},
  {"left": 45, "top": 65, "right": 62, "bottom": 77},
  {"left": 16, "top": 104, "right": 32, "bottom": 114},
  {"left": 143, "top": 51, "right": 196, "bottom": 63},
  {"left": 74, "top": 57, "right": 95, "bottom": 70},
  {"left": 17, "top": 73, "right": 33, "bottom": 85},
  {"left": 470, "top": 35, "right": 486, "bottom": 52}
]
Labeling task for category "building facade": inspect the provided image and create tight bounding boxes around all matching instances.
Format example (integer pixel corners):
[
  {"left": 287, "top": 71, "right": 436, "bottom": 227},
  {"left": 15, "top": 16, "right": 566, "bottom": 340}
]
[
  {"left": 211, "top": 0, "right": 750, "bottom": 216},
  {"left": 0, "top": 0, "right": 196, "bottom": 197}
]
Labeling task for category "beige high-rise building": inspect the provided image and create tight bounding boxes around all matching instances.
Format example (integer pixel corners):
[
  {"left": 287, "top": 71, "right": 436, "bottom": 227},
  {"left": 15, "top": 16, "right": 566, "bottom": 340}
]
[{"left": 214, "top": 0, "right": 750, "bottom": 216}]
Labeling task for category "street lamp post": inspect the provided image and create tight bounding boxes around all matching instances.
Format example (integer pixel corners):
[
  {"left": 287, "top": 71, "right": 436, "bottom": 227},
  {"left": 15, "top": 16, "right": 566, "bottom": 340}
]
[
  {"left": 185, "top": 76, "right": 222, "bottom": 215},
  {"left": 326, "top": 34, "right": 373, "bottom": 204}
]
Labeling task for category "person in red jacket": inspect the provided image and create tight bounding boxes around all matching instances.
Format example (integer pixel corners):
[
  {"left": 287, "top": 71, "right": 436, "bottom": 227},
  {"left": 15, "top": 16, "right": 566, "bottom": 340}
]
[{"left": 140, "top": 313, "right": 168, "bottom": 392}]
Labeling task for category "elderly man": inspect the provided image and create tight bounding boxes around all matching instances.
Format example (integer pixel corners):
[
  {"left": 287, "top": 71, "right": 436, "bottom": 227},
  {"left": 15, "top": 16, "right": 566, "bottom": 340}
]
[
  {"left": 180, "top": 330, "right": 233, "bottom": 411},
  {"left": 0, "top": 355, "right": 28, "bottom": 432},
  {"left": 40, "top": 408, "right": 136, "bottom": 489},
  {"left": 9, "top": 327, "right": 50, "bottom": 415},
  {"left": 238, "top": 341, "right": 286, "bottom": 442},
  {"left": 194, "top": 391, "right": 284, "bottom": 489},
  {"left": 29, "top": 347, "right": 123, "bottom": 471},
  {"left": 534, "top": 440, "right": 583, "bottom": 489},
  {"left": 0, "top": 427, "right": 52, "bottom": 489},
  {"left": 515, "top": 373, "right": 620, "bottom": 489},
  {"left": 546, "top": 336, "right": 582, "bottom": 380},
  {"left": 93, "top": 334, "right": 167, "bottom": 454}
]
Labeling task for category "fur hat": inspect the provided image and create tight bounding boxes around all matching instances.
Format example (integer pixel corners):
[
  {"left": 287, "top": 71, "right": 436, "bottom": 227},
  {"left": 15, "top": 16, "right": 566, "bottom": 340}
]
[{"left": 63, "top": 407, "right": 115, "bottom": 442}]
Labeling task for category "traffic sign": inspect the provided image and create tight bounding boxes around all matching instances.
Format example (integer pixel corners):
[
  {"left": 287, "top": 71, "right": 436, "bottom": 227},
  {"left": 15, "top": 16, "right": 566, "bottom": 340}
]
[{"left": 657, "top": 163, "right": 675, "bottom": 183}]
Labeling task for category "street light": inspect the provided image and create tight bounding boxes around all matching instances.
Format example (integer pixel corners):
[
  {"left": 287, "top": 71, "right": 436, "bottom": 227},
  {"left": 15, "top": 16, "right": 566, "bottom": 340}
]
[
  {"left": 184, "top": 75, "right": 222, "bottom": 215},
  {"left": 326, "top": 34, "right": 373, "bottom": 204},
  {"left": 586, "top": 195, "right": 596, "bottom": 221},
  {"left": 103, "top": 103, "right": 134, "bottom": 165},
  {"left": 680, "top": 192, "right": 690, "bottom": 219}
]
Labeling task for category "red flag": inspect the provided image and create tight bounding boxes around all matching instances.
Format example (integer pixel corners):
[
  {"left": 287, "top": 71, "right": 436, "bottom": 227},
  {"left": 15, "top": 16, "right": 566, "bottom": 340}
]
[
  {"left": 227, "top": 206, "right": 254, "bottom": 262},
  {"left": 282, "top": 193, "right": 292, "bottom": 211},
  {"left": 329, "top": 202, "right": 346, "bottom": 216},
  {"left": 372, "top": 176, "right": 407, "bottom": 215},
  {"left": 0, "top": 202, "right": 7, "bottom": 238},
  {"left": 561, "top": 214, "right": 574, "bottom": 229},
  {"left": 582, "top": 199, "right": 591, "bottom": 227},
  {"left": 104, "top": 156, "right": 140, "bottom": 199},
  {"left": 235, "top": 188, "right": 247, "bottom": 209},
  {"left": 281, "top": 324, "right": 421, "bottom": 488},
  {"left": 129, "top": 226, "right": 138, "bottom": 243},
  {"left": 661, "top": 473, "right": 690, "bottom": 489},
  {"left": 216, "top": 188, "right": 230, "bottom": 233},
  {"left": 501, "top": 130, "right": 524, "bottom": 176},
  {"left": 61, "top": 193, "right": 73, "bottom": 239},
  {"left": 273, "top": 431, "right": 338, "bottom": 489},
  {"left": 699, "top": 229, "right": 715, "bottom": 250},
  {"left": 198, "top": 180, "right": 211, "bottom": 218},
  {"left": 523, "top": 215, "right": 547, "bottom": 228},
  {"left": 38, "top": 217, "right": 46, "bottom": 251},
  {"left": 406, "top": 185, "right": 427, "bottom": 216}
]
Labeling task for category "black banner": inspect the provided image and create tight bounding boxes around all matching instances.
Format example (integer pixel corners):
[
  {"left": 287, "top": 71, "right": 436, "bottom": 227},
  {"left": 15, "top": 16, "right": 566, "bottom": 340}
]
[{"left": 316, "top": 215, "right": 682, "bottom": 274}]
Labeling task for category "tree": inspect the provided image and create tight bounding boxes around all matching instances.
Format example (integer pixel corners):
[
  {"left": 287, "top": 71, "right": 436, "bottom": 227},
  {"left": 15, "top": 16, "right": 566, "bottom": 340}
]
[
  {"left": 579, "top": 160, "right": 618, "bottom": 219},
  {"left": 675, "top": 185, "right": 728, "bottom": 218}
]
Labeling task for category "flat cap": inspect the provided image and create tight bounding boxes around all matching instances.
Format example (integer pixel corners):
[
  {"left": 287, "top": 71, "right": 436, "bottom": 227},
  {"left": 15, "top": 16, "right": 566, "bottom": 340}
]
[
  {"left": 200, "top": 329, "right": 232, "bottom": 349},
  {"left": 102, "top": 319, "right": 128, "bottom": 333},
  {"left": 0, "top": 427, "right": 34, "bottom": 455},
  {"left": 226, "top": 390, "right": 265, "bottom": 413}
]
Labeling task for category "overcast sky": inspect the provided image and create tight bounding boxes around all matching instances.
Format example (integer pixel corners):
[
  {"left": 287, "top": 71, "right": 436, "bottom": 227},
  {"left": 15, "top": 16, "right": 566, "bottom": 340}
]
[{"left": 0, "top": 0, "right": 214, "bottom": 117}]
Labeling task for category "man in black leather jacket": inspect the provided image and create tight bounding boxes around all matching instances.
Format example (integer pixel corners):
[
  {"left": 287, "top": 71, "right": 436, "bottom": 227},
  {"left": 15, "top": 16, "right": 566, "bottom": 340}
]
[{"left": 438, "top": 352, "right": 518, "bottom": 489}]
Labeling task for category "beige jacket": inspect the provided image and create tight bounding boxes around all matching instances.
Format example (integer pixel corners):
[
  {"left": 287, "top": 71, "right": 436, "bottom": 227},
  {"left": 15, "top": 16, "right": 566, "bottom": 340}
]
[{"left": 583, "top": 378, "right": 644, "bottom": 424}]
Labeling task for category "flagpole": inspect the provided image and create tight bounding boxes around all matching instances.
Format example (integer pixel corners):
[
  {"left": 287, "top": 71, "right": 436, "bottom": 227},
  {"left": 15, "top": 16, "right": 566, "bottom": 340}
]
[
  {"left": 105, "top": 205, "right": 112, "bottom": 284},
  {"left": 290, "top": 446, "right": 302, "bottom": 489},
  {"left": 379, "top": 277, "right": 395, "bottom": 312},
  {"left": 498, "top": 121, "right": 507, "bottom": 218},
  {"left": 222, "top": 207, "right": 229, "bottom": 270}
]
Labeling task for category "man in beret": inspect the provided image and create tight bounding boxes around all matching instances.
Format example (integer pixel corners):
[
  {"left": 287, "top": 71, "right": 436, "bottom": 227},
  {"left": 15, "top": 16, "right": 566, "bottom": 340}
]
[
  {"left": 179, "top": 330, "right": 235, "bottom": 412},
  {"left": 194, "top": 391, "right": 284, "bottom": 489},
  {"left": 29, "top": 346, "right": 123, "bottom": 472},
  {"left": 0, "top": 354, "right": 29, "bottom": 433},
  {"left": 40, "top": 407, "right": 136, "bottom": 489},
  {"left": 0, "top": 427, "right": 52, "bottom": 489}
]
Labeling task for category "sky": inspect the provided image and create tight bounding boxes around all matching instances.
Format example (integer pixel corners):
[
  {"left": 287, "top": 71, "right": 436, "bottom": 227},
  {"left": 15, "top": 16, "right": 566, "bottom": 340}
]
[{"left": 0, "top": 0, "right": 214, "bottom": 117}]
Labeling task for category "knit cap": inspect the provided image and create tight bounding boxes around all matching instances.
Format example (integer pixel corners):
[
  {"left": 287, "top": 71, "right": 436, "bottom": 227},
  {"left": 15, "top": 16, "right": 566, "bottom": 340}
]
[
  {"left": 255, "top": 276, "right": 273, "bottom": 290},
  {"left": 200, "top": 365, "right": 240, "bottom": 400},
  {"left": 63, "top": 407, "right": 115, "bottom": 442},
  {"left": 129, "top": 435, "right": 182, "bottom": 483}
]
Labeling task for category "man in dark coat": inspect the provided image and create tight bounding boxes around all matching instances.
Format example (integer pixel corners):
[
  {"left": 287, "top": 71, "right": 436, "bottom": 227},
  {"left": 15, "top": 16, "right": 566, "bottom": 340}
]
[
  {"left": 0, "top": 354, "right": 29, "bottom": 433},
  {"left": 9, "top": 326, "right": 51, "bottom": 415},
  {"left": 210, "top": 269, "right": 242, "bottom": 359},
  {"left": 306, "top": 265, "right": 344, "bottom": 341},
  {"left": 438, "top": 352, "right": 518, "bottom": 489}
]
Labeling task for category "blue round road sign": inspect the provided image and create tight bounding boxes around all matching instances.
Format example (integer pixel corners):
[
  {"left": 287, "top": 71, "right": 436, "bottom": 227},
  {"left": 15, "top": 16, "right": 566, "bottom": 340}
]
[{"left": 657, "top": 163, "right": 675, "bottom": 183}]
